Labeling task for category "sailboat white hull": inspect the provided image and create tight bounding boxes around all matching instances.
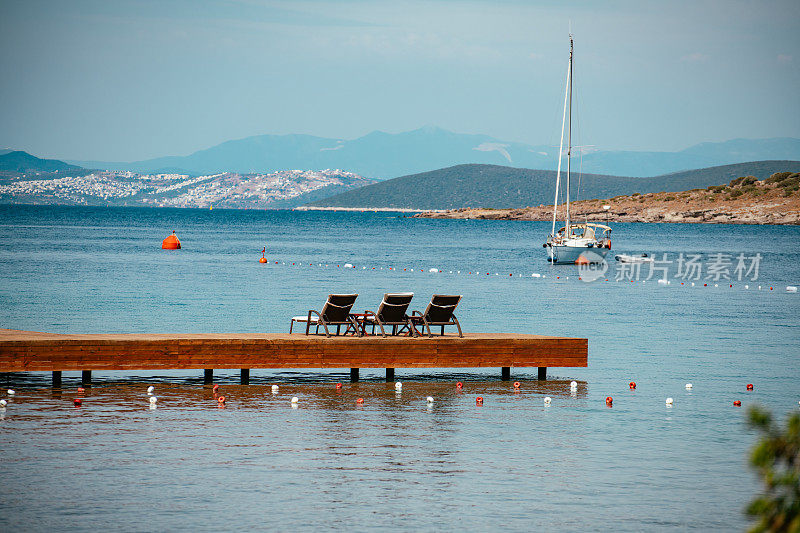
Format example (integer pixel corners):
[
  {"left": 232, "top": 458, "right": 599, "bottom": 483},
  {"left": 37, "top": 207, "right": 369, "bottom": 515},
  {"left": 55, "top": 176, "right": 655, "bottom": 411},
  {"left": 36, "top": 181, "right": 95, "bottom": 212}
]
[{"left": 546, "top": 244, "right": 609, "bottom": 264}]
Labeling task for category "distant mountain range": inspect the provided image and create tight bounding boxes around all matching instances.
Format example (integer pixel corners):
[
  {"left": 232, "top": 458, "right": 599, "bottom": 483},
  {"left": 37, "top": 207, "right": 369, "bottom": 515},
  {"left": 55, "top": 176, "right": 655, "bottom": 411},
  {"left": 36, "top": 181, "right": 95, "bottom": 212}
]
[
  {"left": 64, "top": 127, "right": 800, "bottom": 179},
  {"left": 308, "top": 161, "right": 800, "bottom": 211}
]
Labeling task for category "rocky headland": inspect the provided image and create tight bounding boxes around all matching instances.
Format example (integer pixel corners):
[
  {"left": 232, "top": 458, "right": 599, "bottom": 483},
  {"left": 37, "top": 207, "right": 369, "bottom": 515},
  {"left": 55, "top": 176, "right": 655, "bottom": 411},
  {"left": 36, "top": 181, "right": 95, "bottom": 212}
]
[{"left": 414, "top": 172, "right": 800, "bottom": 225}]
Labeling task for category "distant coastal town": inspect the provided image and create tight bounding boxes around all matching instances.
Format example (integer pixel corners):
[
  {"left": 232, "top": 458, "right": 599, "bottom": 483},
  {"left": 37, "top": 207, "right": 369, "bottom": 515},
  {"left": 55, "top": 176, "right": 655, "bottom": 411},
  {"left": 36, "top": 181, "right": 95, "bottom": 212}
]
[{"left": 0, "top": 168, "right": 374, "bottom": 209}]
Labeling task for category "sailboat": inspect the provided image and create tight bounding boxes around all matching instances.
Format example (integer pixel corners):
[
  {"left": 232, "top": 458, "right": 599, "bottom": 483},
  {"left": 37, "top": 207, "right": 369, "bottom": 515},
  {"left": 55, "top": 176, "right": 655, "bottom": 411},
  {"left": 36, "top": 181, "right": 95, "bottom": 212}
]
[{"left": 544, "top": 34, "right": 612, "bottom": 264}]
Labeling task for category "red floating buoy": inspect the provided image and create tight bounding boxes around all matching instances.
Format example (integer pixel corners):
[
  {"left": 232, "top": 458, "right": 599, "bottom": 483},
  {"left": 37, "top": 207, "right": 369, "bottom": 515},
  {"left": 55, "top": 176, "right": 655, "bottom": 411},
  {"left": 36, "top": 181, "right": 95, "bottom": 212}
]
[
  {"left": 217, "top": 396, "right": 226, "bottom": 404},
  {"left": 213, "top": 384, "right": 219, "bottom": 392},
  {"left": 73, "top": 398, "right": 82, "bottom": 407},
  {"left": 335, "top": 383, "right": 342, "bottom": 390},
  {"left": 733, "top": 400, "right": 741, "bottom": 406},
  {"left": 746, "top": 384, "right": 754, "bottom": 391},
  {"left": 259, "top": 257, "right": 267, "bottom": 263},
  {"left": 161, "top": 230, "right": 181, "bottom": 250},
  {"left": 476, "top": 396, "right": 484, "bottom": 405},
  {"left": 629, "top": 382, "right": 636, "bottom": 390},
  {"left": 513, "top": 381, "right": 521, "bottom": 389},
  {"left": 77, "top": 387, "right": 85, "bottom": 393},
  {"left": 456, "top": 382, "right": 463, "bottom": 390},
  {"left": 356, "top": 398, "right": 364, "bottom": 404},
  {"left": 605, "top": 396, "right": 613, "bottom": 406}
]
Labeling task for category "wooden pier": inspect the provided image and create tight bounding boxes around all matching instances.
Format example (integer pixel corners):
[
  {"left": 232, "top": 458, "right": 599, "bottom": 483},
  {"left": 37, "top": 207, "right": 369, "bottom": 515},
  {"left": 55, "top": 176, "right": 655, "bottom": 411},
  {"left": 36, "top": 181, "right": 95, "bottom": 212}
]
[{"left": 0, "top": 329, "right": 587, "bottom": 385}]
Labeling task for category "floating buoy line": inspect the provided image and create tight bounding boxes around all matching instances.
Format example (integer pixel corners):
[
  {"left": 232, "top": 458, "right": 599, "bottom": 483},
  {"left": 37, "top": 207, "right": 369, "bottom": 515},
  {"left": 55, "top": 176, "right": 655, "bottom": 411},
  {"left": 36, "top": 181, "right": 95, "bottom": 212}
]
[
  {"left": 255, "top": 257, "right": 796, "bottom": 293},
  {"left": 0, "top": 380, "right": 790, "bottom": 414}
]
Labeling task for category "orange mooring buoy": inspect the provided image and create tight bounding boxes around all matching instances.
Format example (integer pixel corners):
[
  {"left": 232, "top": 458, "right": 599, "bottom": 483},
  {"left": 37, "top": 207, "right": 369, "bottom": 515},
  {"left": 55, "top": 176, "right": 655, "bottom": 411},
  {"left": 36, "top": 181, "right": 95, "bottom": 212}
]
[
  {"left": 162, "top": 231, "right": 181, "bottom": 250},
  {"left": 259, "top": 246, "right": 267, "bottom": 263}
]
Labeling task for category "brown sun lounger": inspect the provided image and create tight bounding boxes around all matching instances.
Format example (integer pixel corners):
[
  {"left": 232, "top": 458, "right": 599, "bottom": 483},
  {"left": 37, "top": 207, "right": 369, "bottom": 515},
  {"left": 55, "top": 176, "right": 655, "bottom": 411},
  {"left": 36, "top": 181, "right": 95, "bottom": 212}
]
[
  {"left": 410, "top": 294, "right": 463, "bottom": 337},
  {"left": 289, "top": 293, "right": 360, "bottom": 337},
  {"left": 363, "top": 292, "right": 415, "bottom": 337}
]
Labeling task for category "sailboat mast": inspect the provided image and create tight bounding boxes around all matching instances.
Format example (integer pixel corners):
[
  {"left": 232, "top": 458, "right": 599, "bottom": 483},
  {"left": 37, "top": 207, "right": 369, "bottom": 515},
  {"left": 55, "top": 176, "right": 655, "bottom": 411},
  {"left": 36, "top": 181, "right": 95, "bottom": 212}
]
[
  {"left": 565, "top": 34, "right": 573, "bottom": 234},
  {"left": 551, "top": 57, "right": 571, "bottom": 239}
]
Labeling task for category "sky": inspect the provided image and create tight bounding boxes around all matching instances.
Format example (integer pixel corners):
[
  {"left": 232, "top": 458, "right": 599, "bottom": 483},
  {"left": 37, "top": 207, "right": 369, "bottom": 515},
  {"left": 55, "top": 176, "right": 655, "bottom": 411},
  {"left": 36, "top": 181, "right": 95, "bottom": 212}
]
[{"left": 0, "top": 0, "right": 798, "bottom": 161}]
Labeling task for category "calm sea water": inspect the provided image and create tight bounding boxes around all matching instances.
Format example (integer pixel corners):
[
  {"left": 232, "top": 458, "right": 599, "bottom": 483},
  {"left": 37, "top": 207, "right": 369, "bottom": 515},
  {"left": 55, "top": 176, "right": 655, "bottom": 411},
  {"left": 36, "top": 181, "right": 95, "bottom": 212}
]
[{"left": 0, "top": 205, "right": 798, "bottom": 531}]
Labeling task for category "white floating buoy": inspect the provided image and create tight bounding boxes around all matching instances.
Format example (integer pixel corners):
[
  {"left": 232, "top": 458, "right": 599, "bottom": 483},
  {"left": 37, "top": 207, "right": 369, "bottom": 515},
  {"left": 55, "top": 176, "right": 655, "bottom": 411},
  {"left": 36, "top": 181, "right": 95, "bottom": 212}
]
[
  {"left": 395, "top": 382, "right": 403, "bottom": 391},
  {"left": 149, "top": 396, "right": 157, "bottom": 405},
  {"left": 0, "top": 399, "right": 6, "bottom": 408},
  {"left": 291, "top": 397, "right": 299, "bottom": 404},
  {"left": 344, "top": 263, "right": 354, "bottom": 268},
  {"left": 147, "top": 386, "right": 155, "bottom": 395},
  {"left": 544, "top": 396, "right": 552, "bottom": 405},
  {"left": 691, "top": 282, "right": 695, "bottom": 286},
  {"left": 7, "top": 389, "right": 14, "bottom": 396},
  {"left": 657, "top": 279, "right": 668, "bottom": 285},
  {"left": 429, "top": 268, "right": 439, "bottom": 273},
  {"left": 787, "top": 286, "right": 798, "bottom": 293},
  {"left": 426, "top": 396, "right": 434, "bottom": 403},
  {"left": 745, "top": 285, "right": 749, "bottom": 289},
  {"left": 666, "top": 397, "right": 674, "bottom": 405},
  {"left": 271, "top": 385, "right": 279, "bottom": 393},
  {"left": 685, "top": 383, "right": 693, "bottom": 390},
  {"left": 532, "top": 273, "right": 541, "bottom": 278},
  {"left": 570, "top": 381, "right": 578, "bottom": 389}
]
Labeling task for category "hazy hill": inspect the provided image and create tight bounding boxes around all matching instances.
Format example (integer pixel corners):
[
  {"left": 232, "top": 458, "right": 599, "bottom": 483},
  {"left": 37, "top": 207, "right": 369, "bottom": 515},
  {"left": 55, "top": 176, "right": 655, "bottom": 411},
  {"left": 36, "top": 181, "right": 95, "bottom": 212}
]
[
  {"left": 0, "top": 150, "right": 86, "bottom": 175},
  {"left": 67, "top": 128, "right": 800, "bottom": 179},
  {"left": 308, "top": 160, "right": 800, "bottom": 211}
]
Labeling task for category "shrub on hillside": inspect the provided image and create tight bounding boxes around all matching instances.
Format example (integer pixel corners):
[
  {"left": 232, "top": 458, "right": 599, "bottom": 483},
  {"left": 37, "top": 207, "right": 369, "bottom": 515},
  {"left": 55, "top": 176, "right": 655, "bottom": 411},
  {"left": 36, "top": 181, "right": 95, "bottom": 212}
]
[{"left": 766, "top": 172, "right": 793, "bottom": 184}]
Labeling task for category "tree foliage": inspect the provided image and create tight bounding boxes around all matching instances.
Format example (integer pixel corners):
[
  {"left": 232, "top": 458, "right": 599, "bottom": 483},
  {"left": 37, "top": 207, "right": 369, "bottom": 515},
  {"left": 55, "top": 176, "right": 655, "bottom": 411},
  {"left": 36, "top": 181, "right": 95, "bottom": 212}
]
[{"left": 746, "top": 405, "right": 800, "bottom": 532}]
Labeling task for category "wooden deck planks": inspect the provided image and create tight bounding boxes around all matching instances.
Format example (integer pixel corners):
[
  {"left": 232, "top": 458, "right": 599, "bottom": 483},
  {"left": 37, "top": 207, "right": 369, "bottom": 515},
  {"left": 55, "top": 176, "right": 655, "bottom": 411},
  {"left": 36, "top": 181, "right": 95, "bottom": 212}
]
[{"left": 0, "top": 329, "right": 587, "bottom": 372}]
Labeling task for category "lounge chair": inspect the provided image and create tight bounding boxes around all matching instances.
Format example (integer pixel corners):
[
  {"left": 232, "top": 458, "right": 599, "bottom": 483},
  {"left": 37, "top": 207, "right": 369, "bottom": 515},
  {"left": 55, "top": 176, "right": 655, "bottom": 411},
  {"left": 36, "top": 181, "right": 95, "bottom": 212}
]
[
  {"left": 289, "top": 294, "right": 360, "bottom": 337},
  {"left": 410, "top": 294, "right": 463, "bottom": 337},
  {"left": 363, "top": 293, "right": 415, "bottom": 337}
]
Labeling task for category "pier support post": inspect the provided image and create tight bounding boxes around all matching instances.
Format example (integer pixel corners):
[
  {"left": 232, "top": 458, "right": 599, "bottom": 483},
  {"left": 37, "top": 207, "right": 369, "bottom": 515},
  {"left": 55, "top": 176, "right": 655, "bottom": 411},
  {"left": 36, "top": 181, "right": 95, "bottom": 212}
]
[
  {"left": 240, "top": 369, "right": 250, "bottom": 385},
  {"left": 350, "top": 368, "right": 359, "bottom": 383},
  {"left": 52, "top": 371, "right": 62, "bottom": 388},
  {"left": 385, "top": 368, "right": 394, "bottom": 382},
  {"left": 81, "top": 370, "right": 92, "bottom": 386},
  {"left": 204, "top": 369, "right": 213, "bottom": 384},
  {"left": 538, "top": 367, "right": 547, "bottom": 380},
  {"left": 501, "top": 367, "right": 511, "bottom": 381}
]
